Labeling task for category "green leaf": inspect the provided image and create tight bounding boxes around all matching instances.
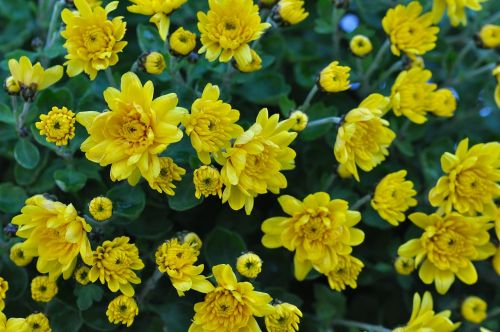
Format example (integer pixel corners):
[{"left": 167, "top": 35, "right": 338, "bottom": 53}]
[
  {"left": 0, "top": 182, "right": 28, "bottom": 214},
  {"left": 0, "top": 256, "right": 28, "bottom": 300},
  {"left": 14, "top": 163, "right": 41, "bottom": 186},
  {"left": 74, "top": 284, "right": 104, "bottom": 311},
  {"left": 0, "top": 103, "right": 15, "bottom": 125},
  {"left": 46, "top": 299, "right": 83, "bottom": 332},
  {"left": 237, "top": 73, "right": 291, "bottom": 105},
  {"left": 137, "top": 23, "right": 164, "bottom": 52},
  {"left": 150, "top": 301, "right": 193, "bottom": 332},
  {"left": 107, "top": 182, "right": 146, "bottom": 220},
  {"left": 203, "top": 227, "right": 247, "bottom": 267},
  {"left": 81, "top": 304, "right": 116, "bottom": 331},
  {"left": 14, "top": 139, "right": 40, "bottom": 169},
  {"left": 279, "top": 95, "right": 297, "bottom": 116},
  {"left": 54, "top": 169, "right": 88, "bottom": 193},
  {"left": 314, "top": 284, "right": 346, "bottom": 326},
  {"left": 167, "top": 172, "right": 203, "bottom": 211}
]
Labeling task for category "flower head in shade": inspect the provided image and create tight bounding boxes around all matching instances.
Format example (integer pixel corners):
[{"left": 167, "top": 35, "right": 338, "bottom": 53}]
[
  {"left": 276, "top": 0, "right": 309, "bottom": 25},
  {"left": 0, "top": 277, "right": 7, "bottom": 311},
  {"left": 493, "top": 246, "right": 500, "bottom": 276},
  {"left": 36, "top": 106, "right": 76, "bottom": 146},
  {"left": 265, "top": 302, "right": 302, "bottom": 332},
  {"left": 0, "top": 312, "right": 28, "bottom": 332},
  {"left": 398, "top": 212, "right": 495, "bottom": 294},
  {"left": 193, "top": 166, "right": 223, "bottom": 199},
  {"left": 61, "top": 0, "right": 127, "bottom": 80},
  {"left": 478, "top": 24, "right": 500, "bottom": 48},
  {"left": 350, "top": 35, "right": 373, "bottom": 57},
  {"left": 88, "top": 196, "right": 113, "bottom": 221},
  {"left": 236, "top": 252, "right": 262, "bottom": 279},
  {"left": 74, "top": 266, "right": 91, "bottom": 285},
  {"left": 461, "top": 296, "right": 487, "bottom": 324},
  {"left": 394, "top": 257, "right": 415, "bottom": 275},
  {"left": 140, "top": 51, "right": 166, "bottom": 75},
  {"left": 432, "top": 0, "right": 487, "bottom": 27},
  {"left": 170, "top": 27, "right": 197, "bottom": 56},
  {"left": 31, "top": 276, "right": 58, "bottom": 302},
  {"left": 106, "top": 295, "right": 139, "bottom": 327},
  {"left": 334, "top": 94, "right": 395, "bottom": 181},
  {"left": 429, "top": 88, "right": 457, "bottom": 118},
  {"left": 325, "top": 254, "right": 364, "bottom": 291},
  {"left": 235, "top": 49, "right": 262, "bottom": 73},
  {"left": 147, "top": 157, "right": 185, "bottom": 196},
  {"left": 77, "top": 72, "right": 186, "bottom": 185},
  {"left": 318, "top": 61, "right": 351, "bottom": 93},
  {"left": 9, "top": 242, "right": 33, "bottom": 267},
  {"left": 197, "top": 0, "right": 271, "bottom": 67},
  {"left": 289, "top": 110, "right": 308, "bottom": 132},
  {"left": 25, "top": 313, "right": 50, "bottom": 332}
]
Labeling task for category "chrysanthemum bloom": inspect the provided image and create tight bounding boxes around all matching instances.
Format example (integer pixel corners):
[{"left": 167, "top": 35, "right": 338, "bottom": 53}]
[
  {"left": 318, "top": 61, "right": 350, "bottom": 93},
  {"left": 235, "top": 49, "right": 262, "bottom": 73},
  {"left": 74, "top": 266, "right": 91, "bottom": 285},
  {"left": 429, "top": 88, "right": 457, "bottom": 118},
  {"left": 494, "top": 65, "right": 500, "bottom": 109},
  {"left": 393, "top": 292, "right": 460, "bottom": 332},
  {"left": 398, "top": 212, "right": 495, "bottom": 294},
  {"left": 61, "top": 0, "right": 127, "bottom": 80},
  {"left": 0, "top": 312, "right": 28, "bottom": 332},
  {"left": 325, "top": 254, "right": 364, "bottom": 291},
  {"left": 83, "top": 0, "right": 102, "bottom": 8},
  {"left": 478, "top": 24, "right": 500, "bottom": 48},
  {"left": 36, "top": 106, "right": 76, "bottom": 146},
  {"left": 188, "top": 264, "right": 274, "bottom": 332},
  {"left": 106, "top": 295, "right": 139, "bottom": 327},
  {"left": 334, "top": 94, "right": 396, "bottom": 181},
  {"left": 493, "top": 246, "right": 500, "bottom": 276},
  {"left": 128, "top": 0, "right": 187, "bottom": 41},
  {"left": 193, "top": 166, "right": 223, "bottom": 199},
  {"left": 140, "top": 51, "right": 166, "bottom": 75},
  {"left": 382, "top": 1, "right": 439, "bottom": 57},
  {"left": 0, "top": 277, "right": 8, "bottom": 311},
  {"left": 276, "top": 0, "right": 309, "bottom": 25},
  {"left": 170, "top": 27, "right": 197, "bottom": 56},
  {"left": 349, "top": 35, "right": 373, "bottom": 57},
  {"left": 77, "top": 72, "right": 186, "bottom": 185},
  {"left": 9, "top": 242, "right": 33, "bottom": 267},
  {"left": 461, "top": 296, "right": 487, "bottom": 324},
  {"left": 147, "top": 157, "right": 186, "bottom": 196},
  {"left": 262, "top": 192, "right": 364, "bottom": 280},
  {"left": 89, "top": 236, "right": 145, "bottom": 297},
  {"left": 197, "top": 0, "right": 271, "bottom": 67},
  {"left": 265, "top": 302, "right": 302, "bottom": 332},
  {"left": 219, "top": 108, "right": 297, "bottom": 214},
  {"left": 155, "top": 238, "right": 212, "bottom": 296},
  {"left": 370, "top": 170, "right": 417, "bottom": 226},
  {"left": 25, "top": 313, "right": 50, "bottom": 332},
  {"left": 394, "top": 256, "right": 415, "bottom": 275},
  {"left": 428, "top": 138, "right": 500, "bottom": 215},
  {"left": 4, "top": 76, "right": 20, "bottom": 95},
  {"left": 289, "top": 110, "right": 308, "bottom": 132},
  {"left": 236, "top": 252, "right": 262, "bottom": 278},
  {"left": 88, "top": 196, "right": 113, "bottom": 221},
  {"left": 183, "top": 232, "right": 203, "bottom": 251},
  {"left": 12, "top": 195, "right": 93, "bottom": 279},
  {"left": 7, "top": 56, "right": 63, "bottom": 101},
  {"left": 31, "top": 276, "right": 58, "bottom": 302},
  {"left": 432, "top": 0, "right": 487, "bottom": 27},
  {"left": 182, "top": 83, "right": 244, "bottom": 164}
]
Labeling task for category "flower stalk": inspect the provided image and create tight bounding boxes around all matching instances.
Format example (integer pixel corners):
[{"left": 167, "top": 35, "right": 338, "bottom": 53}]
[
  {"left": 16, "top": 102, "right": 31, "bottom": 135},
  {"left": 332, "top": 319, "right": 392, "bottom": 332},
  {"left": 299, "top": 85, "right": 319, "bottom": 111},
  {"left": 351, "top": 194, "right": 372, "bottom": 210},
  {"left": 307, "top": 116, "right": 341, "bottom": 127}
]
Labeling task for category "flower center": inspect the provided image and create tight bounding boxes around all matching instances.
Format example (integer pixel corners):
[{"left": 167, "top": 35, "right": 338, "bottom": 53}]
[{"left": 83, "top": 26, "right": 109, "bottom": 53}]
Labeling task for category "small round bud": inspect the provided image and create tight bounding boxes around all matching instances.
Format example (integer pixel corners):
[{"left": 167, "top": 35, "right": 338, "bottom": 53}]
[
  {"left": 236, "top": 252, "right": 263, "bottom": 279},
  {"left": 289, "top": 110, "right": 308, "bottom": 131},
  {"left": 89, "top": 196, "right": 113, "bottom": 221},
  {"left": 74, "top": 266, "right": 91, "bottom": 285},
  {"left": 461, "top": 296, "right": 487, "bottom": 324},
  {"left": 394, "top": 256, "right": 414, "bottom": 275},
  {"left": 139, "top": 52, "right": 166, "bottom": 75},
  {"left": 4, "top": 76, "right": 20, "bottom": 95},
  {"left": 170, "top": 27, "right": 197, "bottom": 56},
  {"left": 349, "top": 35, "right": 373, "bottom": 57},
  {"left": 477, "top": 24, "right": 500, "bottom": 49},
  {"left": 182, "top": 232, "right": 202, "bottom": 251}
]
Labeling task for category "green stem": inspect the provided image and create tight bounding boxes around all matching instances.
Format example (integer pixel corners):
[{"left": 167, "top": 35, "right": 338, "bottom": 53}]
[
  {"left": 375, "top": 60, "right": 403, "bottom": 87},
  {"left": 331, "top": 7, "right": 344, "bottom": 57},
  {"left": 332, "top": 319, "right": 391, "bottom": 332},
  {"left": 17, "top": 102, "right": 31, "bottom": 135},
  {"left": 299, "top": 85, "right": 319, "bottom": 111},
  {"left": 363, "top": 39, "right": 391, "bottom": 93},
  {"left": 45, "top": 0, "right": 64, "bottom": 50},
  {"left": 138, "top": 270, "right": 163, "bottom": 306},
  {"left": 351, "top": 194, "right": 372, "bottom": 210},
  {"left": 307, "top": 115, "right": 341, "bottom": 127},
  {"left": 487, "top": 307, "right": 500, "bottom": 319},
  {"left": 130, "top": 61, "right": 139, "bottom": 73},
  {"left": 451, "top": 40, "right": 474, "bottom": 77},
  {"left": 11, "top": 96, "right": 18, "bottom": 115},
  {"left": 105, "top": 68, "right": 118, "bottom": 88}
]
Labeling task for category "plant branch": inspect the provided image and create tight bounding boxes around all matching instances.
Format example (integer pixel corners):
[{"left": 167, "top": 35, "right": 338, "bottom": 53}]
[
  {"left": 138, "top": 270, "right": 163, "bottom": 306},
  {"left": 332, "top": 319, "right": 391, "bottom": 332},
  {"left": 105, "top": 68, "right": 118, "bottom": 88},
  {"left": 307, "top": 115, "right": 341, "bottom": 127},
  {"left": 351, "top": 194, "right": 372, "bottom": 210},
  {"left": 299, "top": 85, "right": 319, "bottom": 111},
  {"left": 16, "top": 102, "right": 31, "bottom": 135}
]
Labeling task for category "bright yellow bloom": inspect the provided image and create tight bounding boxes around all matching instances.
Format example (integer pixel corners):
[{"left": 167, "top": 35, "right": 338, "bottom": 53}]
[
  {"left": 432, "top": 0, "right": 487, "bottom": 27},
  {"left": 461, "top": 296, "right": 487, "bottom": 324},
  {"left": 77, "top": 72, "right": 186, "bottom": 185},
  {"left": 61, "top": 0, "right": 127, "bottom": 80},
  {"left": 277, "top": 0, "right": 309, "bottom": 25},
  {"left": 479, "top": 24, "right": 500, "bottom": 48},
  {"left": 197, "top": 0, "right": 271, "bottom": 67},
  {"left": 88, "top": 196, "right": 113, "bottom": 221},
  {"left": 334, "top": 94, "right": 396, "bottom": 181},
  {"left": 170, "top": 27, "right": 197, "bottom": 56},
  {"left": 84, "top": 0, "right": 102, "bottom": 8},
  {"left": 12, "top": 195, "right": 93, "bottom": 280},
  {"left": 193, "top": 165, "right": 223, "bottom": 199},
  {"left": 262, "top": 192, "right": 364, "bottom": 281},
  {"left": 188, "top": 264, "right": 273, "bottom": 332},
  {"left": 0, "top": 277, "right": 7, "bottom": 311},
  {"left": 0, "top": 312, "right": 28, "bottom": 332},
  {"left": 9, "top": 242, "right": 33, "bottom": 267},
  {"left": 7, "top": 56, "right": 63, "bottom": 101},
  {"left": 394, "top": 257, "right": 415, "bottom": 275},
  {"left": 4, "top": 76, "right": 20, "bottom": 95},
  {"left": 265, "top": 302, "right": 302, "bottom": 332},
  {"left": 74, "top": 266, "right": 91, "bottom": 285},
  {"left": 89, "top": 236, "right": 145, "bottom": 297},
  {"left": 350, "top": 35, "right": 373, "bottom": 57},
  {"left": 235, "top": 49, "right": 262, "bottom": 73},
  {"left": 31, "top": 276, "right": 58, "bottom": 302},
  {"left": 289, "top": 110, "right": 308, "bottom": 131},
  {"left": 25, "top": 313, "right": 50, "bottom": 332},
  {"left": 428, "top": 138, "right": 500, "bottom": 215},
  {"left": 106, "top": 295, "right": 139, "bottom": 327},
  {"left": 183, "top": 232, "right": 203, "bottom": 251},
  {"left": 382, "top": 1, "right": 439, "bottom": 57},
  {"left": 371, "top": 170, "right": 417, "bottom": 226},
  {"left": 147, "top": 157, "right": 185, "bottom": 196},
  {"left": 394, "top": 291, "right": 460, "bottom": 332},
  {"left": 493, "top": 246, "right": 500, "bottom": 275},
  {"left": 318, "top": 61, "right": 350, "bottom": 93},
  {"left": 236, "top": 252, "right": 262, "bottom": 278},
  {"left": 36, "top": 106, "right": 76, "bottom": 146},
  {"left": 219, "top": 108, "right": 297, "bottom": 215},
  {"left": 325, "top": 254, "right": 364, "bottom": 291},
  {"left": 142, "top": 51, "right": 166, "bottom": 75},
  {"left": 430, "top": 88, "right": 457, "bottom": 118},
  {"left": 155, "top": 238, "right": 212, "bottom": 296},
  {"left": 182, "top": 83, "right": 243, "bottom": 164},
  {"left": 398, "top": 212, "right": 495, "bottom": 294},
  {"left": 128, "top": 0, "right": 187, "bottom": 41}
]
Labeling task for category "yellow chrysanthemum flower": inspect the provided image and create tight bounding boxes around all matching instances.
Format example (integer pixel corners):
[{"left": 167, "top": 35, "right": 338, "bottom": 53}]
[
  {"left": 170, "top": 27, "right": 197, "bottom": 56},
  {"left": 0, "top": 312, "right": 28, "bottom": 332},
  {"left": 262, "top": 192, "right": 364, "bottom": 281},
  {"left": 478, "top": 24, "right": 500, "bottom": 48},
  {"left": 394, "top": 257, "right": 415, "bottom": 275},
  {"left": 7, "top": 56, "right": 63, "bottom": 101},
  {"left": 398, "top": 212, "right": 495, "bottom": 294},
  {"left": 235, "top": 49, "right": 263, "bottom": 73},
  {"left": 155, "top": 238, "right": 212, "bottom": 296},
  {"left": 4, "top": 76, "right": 20, "bottom": 95},
  {"left": 88, "top": 196, "right": 113, "bottom": 221},
  {"left": 197, "top": 0, "right": 271, "bottom": 67},
  {"left": 219, "top": 108, "right": 297, "bottom": 215},
  {"left": 141, "top": 51, "right": 166, "bottom": 75},
  {"left": 25, "top": 313, "right": 50, "bottom": 332},
  {"left": 188, "top": 264, "right": 273, "bottom": 332},
  {"left": 128, "top": 0, "right": 187, "bottom": 41},
  {"left": 289, "top": 110, "right": 308, "bottom": 132},
  {"left": 182, "top": 83, "right": 244, "bottom": 164},
  {"left": 236, "top": 252, "right": 262, "bottom": 279},
  {"left": 325, "top": 254, "right": 364, "bottom": 291},
  {"left": 12, "top": 195, "right": 93, "bottom": 280},
  {"left": 36, "top": 106, "right": 76, "bottom": 146},
  {"left": 334, "top": 94, "right": 396, "bottom": 181},
  {"left": 493, "top": 246, "right": 500, "bottom": 276},
  {"left": 74, "top": 266, "right": 91, "bottom": 285},
  {"left": 370, "top": 170, "right": 417, "bottom": 226},
  {"left": 106, "top": 295, "right": 139, "bottom": 327},
  {"left": 61, "top": 0, "right": 127, "bottom": 80},
  {"left": 429, "top": 88, "right": 457, "bottom": 118},
  {"left": 318, "top": 61, "right": 351, "bottom": 93},
  {"left": 394, "top": 292, "right": 460, "bottom": 332},
  {"left": 461, "top": 296, "right": 487, "bottom": 324},
  {"left": 277, "top": 0, "right": 309, "bottom": 25},
  {"left": 193, "top": 165, "right": 223, "bottom": 199},
  {"left": 77, "top": 72, "right": 187, "bottom": 185},
  {"left": 493, "top": 65, "right": 500, "bottom": 109},
  {"left": 9, "top": 242, "right": 33, "bottom": 267},
  {"left": 265, "top": 302, "right": 302, "bottom": 332},
  {"left": 31, "top": 276, "right": 58, "bottom": 302},
  {"left": 428, "top": 138, "right": 500, "bottom": 215},
  {"left": 0, "top": 277, "right": 7, "bottom": 311},
  {"left": 432, "top": 0, "right": 487, "bottom": 27},
  {"left": 350, "top": 35, "right": 373, "bottom": 57},
  {"left": 89, "top": 236, "right": 145, "bottom": 297},
  {"left": 147, "top": 157, "right": 186, "bottom": 196},
  {"left": 382, "top": 1, "right": 439, "bottom": 57},
  {"left": 183, "top": 232, "right": 203, "bottom": 251}
]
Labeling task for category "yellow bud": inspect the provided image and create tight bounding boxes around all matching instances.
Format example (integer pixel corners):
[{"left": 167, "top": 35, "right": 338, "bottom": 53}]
[
  {"left": 394, "top": 256, "right": 414, "bottom": 275},
  {"left": 289, "top": 110, "right": 308, "bottom": 131},
  {"left": 236, "top": 252, "right": 262, "bottom": 278},
  {"left": 182, "top": 232, "right": 203, "bottom": 251},
  {"left": 4, "top": 76, "right": 20, "bottom": 94},
  {"left": 478, "top": 24, "right": 500, "bottom": 49},
  {"left": 170, "top": 27, "right": 197, "bottom": 56},
  {"left": 461, "top": 296, "right": 487, "bottom": 324},
  {"left": 350, "top": 35, "right": 373, "bottom": 57},
  {"left": 89, "top": 196, "right": 113, "bottom": 221},
  {"left": 142, "top": 52, "right": 166, "bottom": 75}
]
